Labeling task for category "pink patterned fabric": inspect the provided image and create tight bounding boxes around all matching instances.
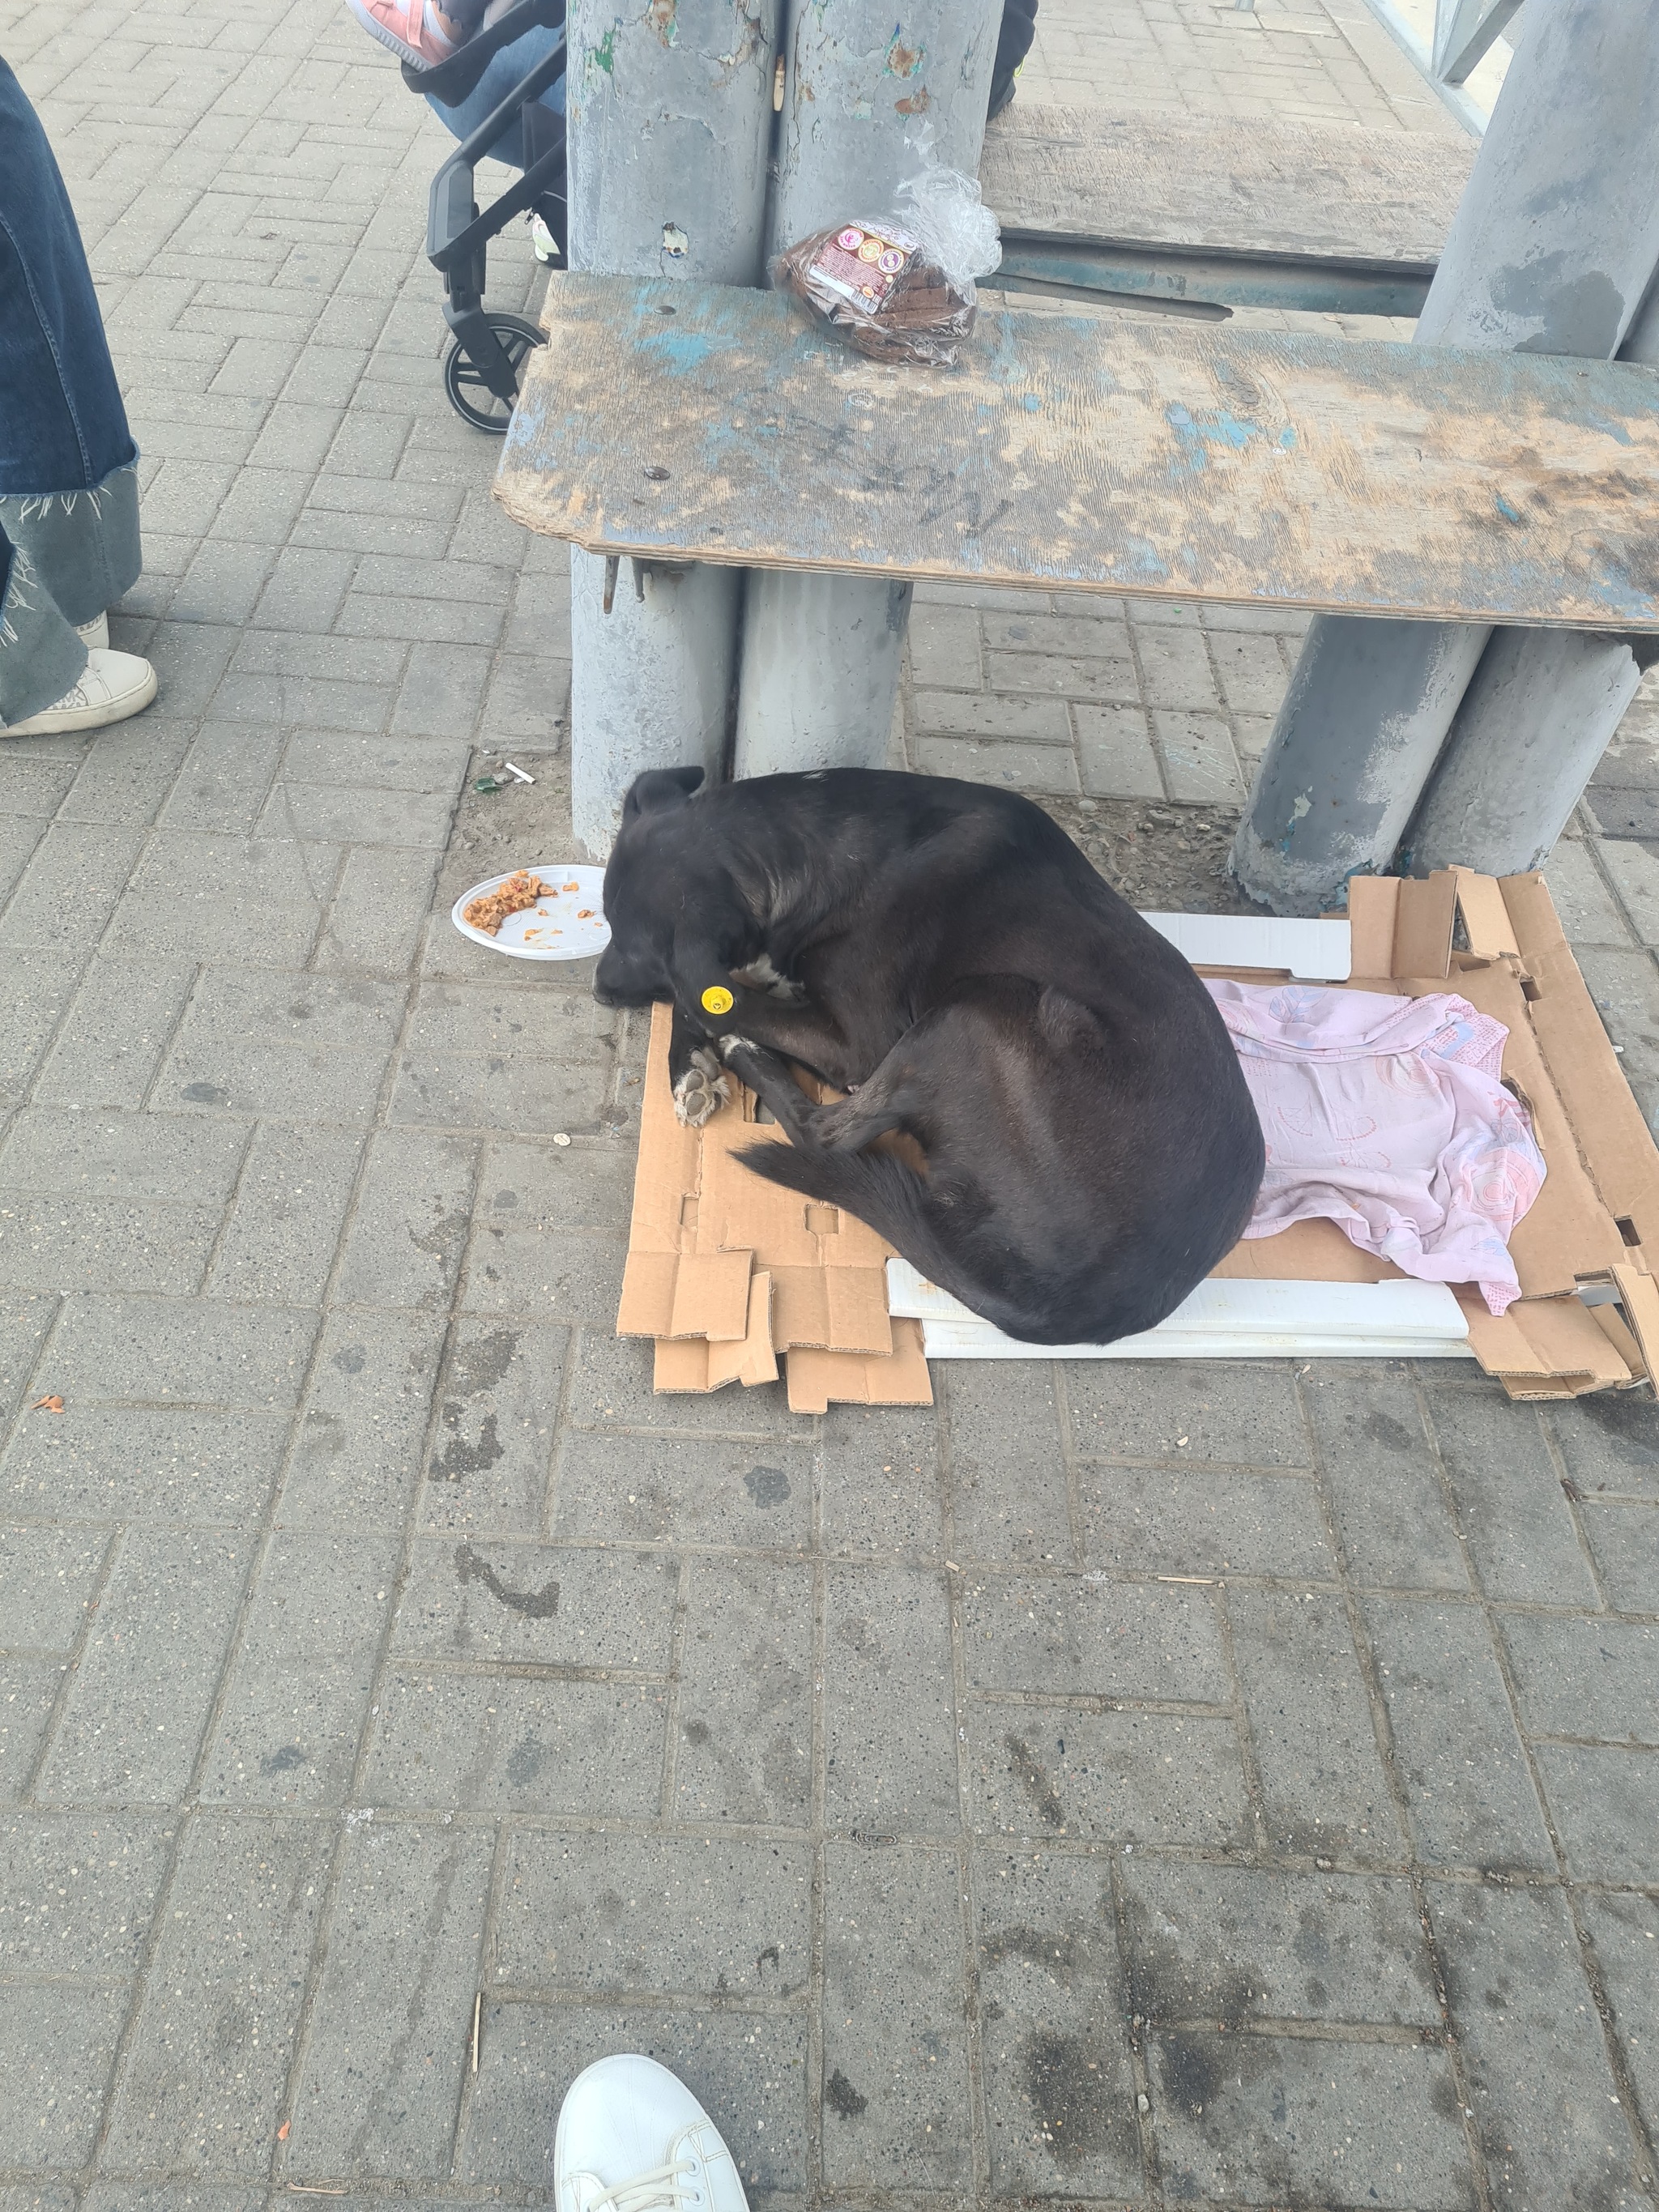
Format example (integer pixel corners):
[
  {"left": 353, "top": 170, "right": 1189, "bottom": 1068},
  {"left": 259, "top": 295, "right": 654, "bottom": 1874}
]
[{"left": 1206, "top": 982, "right": 1546, "bottom": 1315}]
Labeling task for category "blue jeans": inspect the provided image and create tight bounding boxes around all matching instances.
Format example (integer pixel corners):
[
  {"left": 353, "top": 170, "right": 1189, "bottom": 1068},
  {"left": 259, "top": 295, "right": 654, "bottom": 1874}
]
[
  {"left": 424, "top": 28, "right": 565, "bottom": 168},
  {"left": 0, "top": 55, "right": 140, "bottom": 722}
]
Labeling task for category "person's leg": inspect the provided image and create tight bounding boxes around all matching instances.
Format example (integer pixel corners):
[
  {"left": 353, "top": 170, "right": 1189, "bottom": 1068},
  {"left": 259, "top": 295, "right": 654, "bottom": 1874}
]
[
  {"left": 424, "top": 26, "right": 565, "bottom": 168},
  {"left": 0, "top": 59, "right": 144, "bottom": 630},
  {"left": 988, "top": 0, "right": 1038, "bottom": 117},
  {"left": 0, "top": 517, "right": 156, "bottom": 735},
  {"left": 0, "top": 61, "right": 156, "bottom": 735}
]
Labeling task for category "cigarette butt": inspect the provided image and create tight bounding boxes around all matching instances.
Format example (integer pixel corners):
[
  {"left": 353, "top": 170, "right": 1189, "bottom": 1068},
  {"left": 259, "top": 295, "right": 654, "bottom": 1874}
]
[{"left": 502, "top": 761, "right": 535, "bottom": 784}]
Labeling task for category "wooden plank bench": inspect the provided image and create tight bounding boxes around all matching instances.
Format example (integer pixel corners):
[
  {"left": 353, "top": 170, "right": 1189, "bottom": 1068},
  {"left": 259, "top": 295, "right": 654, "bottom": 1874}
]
[
  {"left": 495, "top": 274, "right": 1659, "bottom": 630},
  {"left": 979, "top": 104, "right": 1477, "bottom": 318}
]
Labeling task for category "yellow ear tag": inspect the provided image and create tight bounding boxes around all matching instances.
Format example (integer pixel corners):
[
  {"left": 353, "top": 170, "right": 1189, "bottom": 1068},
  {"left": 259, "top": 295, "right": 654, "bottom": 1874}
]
[{"left": 701, "top": 985, "right": 735, "bottom": 1016}]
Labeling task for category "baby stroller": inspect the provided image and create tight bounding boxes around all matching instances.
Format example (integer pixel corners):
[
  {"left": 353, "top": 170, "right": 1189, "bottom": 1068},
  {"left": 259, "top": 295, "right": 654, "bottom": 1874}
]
[
  {"left": 409, "top": 0, "right": 567, "bottom": 431},
  {"left": 408, "top": 0, "right": 1034, "bottom": 433}
]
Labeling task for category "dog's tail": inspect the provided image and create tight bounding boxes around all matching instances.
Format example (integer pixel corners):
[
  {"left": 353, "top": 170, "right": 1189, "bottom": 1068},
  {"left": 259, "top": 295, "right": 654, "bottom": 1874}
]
[{"left": 735, "top": 1139, "right": 1037, "bottom": 1338}]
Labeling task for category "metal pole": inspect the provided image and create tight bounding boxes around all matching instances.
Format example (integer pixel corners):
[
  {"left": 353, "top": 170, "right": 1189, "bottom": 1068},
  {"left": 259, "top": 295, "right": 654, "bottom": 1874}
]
[
  {"left": 731, "top": 0, "right": 1002, "bottom": 782},
  {"left": 565, "top": 0, "right": 778, "bottom": 856},
  {"left": 1404, "top": 274, "right": 1659, "bottom": 876},
  {"left": 1231, "top": 0, "right": 1659, "bottom": 915}
]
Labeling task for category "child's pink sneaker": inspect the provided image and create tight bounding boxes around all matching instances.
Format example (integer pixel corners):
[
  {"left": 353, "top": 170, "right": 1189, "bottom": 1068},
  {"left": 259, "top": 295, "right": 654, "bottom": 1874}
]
[{"left": 344, "top": 0, "right": 460, "bottom": 69}]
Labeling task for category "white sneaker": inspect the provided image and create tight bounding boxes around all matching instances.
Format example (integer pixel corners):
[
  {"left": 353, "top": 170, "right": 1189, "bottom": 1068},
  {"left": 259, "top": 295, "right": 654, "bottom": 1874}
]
[
  {"left": 75, "top": 613, "right": 109, "bottom": 650},
  {"left": 553, "top": 2055, "right": 750, "bottom": 2212},
  {"left": 3, "top": 648, "right": 157, "bottom": 736}
]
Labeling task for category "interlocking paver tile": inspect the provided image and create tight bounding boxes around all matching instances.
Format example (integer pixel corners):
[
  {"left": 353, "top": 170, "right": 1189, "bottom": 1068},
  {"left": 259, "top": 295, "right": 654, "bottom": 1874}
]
[
  {"left": 105, "top": 1815, "right": 334, "bottom": 2174},
  {"left": 1148, "top": 2030, "right": 1475, "bottom": 2208},
  {"left": 1305, "top": 1367, "right": 1470, "bottom": 1590},
  {"left": 675, "top": 1555, "right": 814, "bottom": 1826},
  {"left": 496, "top": 1827, "right": 813, "bottom": 1995},
  {"left": 824, "top": 1564, "right": 958, "bottom": 1836},
  {"left": 284, "top": 1821, "right": 495, "bottom": 2180},
  {"left": 821, "top": 1843, "right": 972, "bottom": 2190},
  {"left": 360, "top": 1669, "right": 666, "bottom": 1814},
  {"left": 7, "top": 7, "right": 1651, "bottom": 2210},
  {"left": 0, "top": 1810, "right": 173, "bottom": 1973},
  {"left": 1363, "top": 1599, "right": 1555, "bottom": 1872},
  {"left": 975, "top": 1850, "right": 1141, "bottom": 2198},
  {"left": 1432, "top": 1880, "right": 1647, "bottom": 2212},
  {"left": 0, "top": 1983, "right": 132, "bottom": 2169},
  {"left": 34, "top": 1530, "right": 249, "bottom": 1804},
  {"left": 198, "top": 1529, "right": 399, "bottom": 1805},
  {"left": 1121, "top": 1858, "right": 1438, "bottom": 2026}
]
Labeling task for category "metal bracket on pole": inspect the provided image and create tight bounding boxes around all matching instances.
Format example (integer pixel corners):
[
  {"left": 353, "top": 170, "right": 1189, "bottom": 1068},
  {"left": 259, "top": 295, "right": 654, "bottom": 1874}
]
[{"left": 1433, "top": 0, "right": 1521, "bottom": 83}]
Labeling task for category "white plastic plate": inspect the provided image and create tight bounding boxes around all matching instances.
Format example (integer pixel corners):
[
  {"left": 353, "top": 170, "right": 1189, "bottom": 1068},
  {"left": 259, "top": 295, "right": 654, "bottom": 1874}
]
[{"left": 450, "top": 863, "right": 610, "bottom": 961}]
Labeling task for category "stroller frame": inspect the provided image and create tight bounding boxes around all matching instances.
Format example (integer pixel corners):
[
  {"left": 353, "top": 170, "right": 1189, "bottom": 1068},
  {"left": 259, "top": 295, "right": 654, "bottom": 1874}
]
[{"left": 405, "top": 0, "right": 568, "bottom": 427}]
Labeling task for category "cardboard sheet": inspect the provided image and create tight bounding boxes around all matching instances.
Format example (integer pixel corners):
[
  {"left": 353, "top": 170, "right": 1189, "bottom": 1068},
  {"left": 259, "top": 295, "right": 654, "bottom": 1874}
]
[
  {"left": 616, "top": 870, "right": 1659, "bottom": 1403},
  {"left": 621, "top": 1004, "right": 929, "bottom": 1409}
]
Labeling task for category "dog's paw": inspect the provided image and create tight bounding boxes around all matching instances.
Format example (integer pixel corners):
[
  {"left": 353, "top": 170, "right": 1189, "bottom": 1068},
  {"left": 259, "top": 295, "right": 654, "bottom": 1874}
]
[
  {"left": 716, "top": 1032, "right": 760, "bottom": 1065},
  {"left": 731, "top": 953, "right": 807, "bottom": 1003},
  {"left": 672, "top": 1049, "right": 731, "bottom": 1128}
]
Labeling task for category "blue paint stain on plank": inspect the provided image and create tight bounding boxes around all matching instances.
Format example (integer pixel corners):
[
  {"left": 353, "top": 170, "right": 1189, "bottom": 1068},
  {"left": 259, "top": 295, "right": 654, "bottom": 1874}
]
[
  {"left": 1165, "top": 402, "right": 1265, "bottom": 475},
  {"left": 1494, "top": 492, "right": 1523, "bottom": 524}
]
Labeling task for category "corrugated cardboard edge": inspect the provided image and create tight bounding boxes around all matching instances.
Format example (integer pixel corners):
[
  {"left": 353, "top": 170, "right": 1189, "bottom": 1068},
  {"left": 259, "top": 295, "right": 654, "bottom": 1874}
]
[
  {"left": 654, "top": 1272, "right": 779, "bottom": 1392},
  {"left": 785, "top": 1319, "right": 932, "bottom": 1414},
  {"left": 622, "top": 872, "right": 1659, "bottom": 1402}
]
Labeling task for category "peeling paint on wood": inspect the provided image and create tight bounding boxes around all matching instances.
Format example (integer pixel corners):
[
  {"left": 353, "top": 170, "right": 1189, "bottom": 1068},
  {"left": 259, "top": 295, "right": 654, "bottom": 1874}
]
[
  {"left": 495, "top": 275, "right": 1659, "bottom": 630},
  {"left": 981, "top": 103, "right": 1474, "bottom": 267}
]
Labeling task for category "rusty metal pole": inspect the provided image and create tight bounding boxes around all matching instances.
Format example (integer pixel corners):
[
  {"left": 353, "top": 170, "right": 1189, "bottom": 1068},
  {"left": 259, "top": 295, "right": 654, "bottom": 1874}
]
[
  {"left": 565, "top": 0, "right": 778, "bottom": 856},
  {"left": 1230, "top": 0, "right": 1659, "bottom": 914},
  {"left": 731, "top": 0, "right": 1002, "bottom": 780}
]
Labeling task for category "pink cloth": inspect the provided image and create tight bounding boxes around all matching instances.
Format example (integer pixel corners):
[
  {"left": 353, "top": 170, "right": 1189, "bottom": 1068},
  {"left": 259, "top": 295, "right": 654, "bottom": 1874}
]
[{"left": 1206, "top": 982, "right": 1546, "bottom": 1315}]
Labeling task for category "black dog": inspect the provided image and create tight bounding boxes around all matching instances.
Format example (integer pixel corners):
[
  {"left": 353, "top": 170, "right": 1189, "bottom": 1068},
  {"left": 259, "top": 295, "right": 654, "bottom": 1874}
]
[{"left": 595, "top": 767, "right": 1264, "bottom": 1345}]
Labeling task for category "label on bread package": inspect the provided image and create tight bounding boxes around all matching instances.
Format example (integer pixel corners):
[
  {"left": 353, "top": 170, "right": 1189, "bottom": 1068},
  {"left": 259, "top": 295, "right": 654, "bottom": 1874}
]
[{"left": 808, "top": 222, "right": 919, "bottom": 316}]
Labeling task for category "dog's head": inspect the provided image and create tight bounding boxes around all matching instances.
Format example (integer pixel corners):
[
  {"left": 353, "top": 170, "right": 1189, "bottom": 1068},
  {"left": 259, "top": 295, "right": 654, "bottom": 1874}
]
[{"left": 595, "top": 765, "right": 731, "bottom": 1011}]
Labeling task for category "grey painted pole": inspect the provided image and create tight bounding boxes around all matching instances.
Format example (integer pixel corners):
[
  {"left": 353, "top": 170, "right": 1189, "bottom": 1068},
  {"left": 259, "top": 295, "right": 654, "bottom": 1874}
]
[
  {"left": 1231, "top": 0, "right": 1659, "bottom": 915},
  {"left": 1405, "top": 274, "right": 1659, "bottom": 876},
  {"left": 731, "top": 0, "right": 1001, "bottom": 782},
  {"left": 565, "top": 0, "right": 778, "bottom": 855}
]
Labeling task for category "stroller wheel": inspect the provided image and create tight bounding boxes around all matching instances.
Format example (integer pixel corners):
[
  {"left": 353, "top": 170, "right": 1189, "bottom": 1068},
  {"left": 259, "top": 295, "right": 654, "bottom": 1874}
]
[{"left": 442, "top": 312, "right": 547, "bottom": 433}]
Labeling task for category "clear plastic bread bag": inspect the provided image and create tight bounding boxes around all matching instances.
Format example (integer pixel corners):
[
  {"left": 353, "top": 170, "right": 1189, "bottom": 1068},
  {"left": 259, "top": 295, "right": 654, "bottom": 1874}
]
[{"left": 771, "top": 137, "right": 1002, "bottom": 369}]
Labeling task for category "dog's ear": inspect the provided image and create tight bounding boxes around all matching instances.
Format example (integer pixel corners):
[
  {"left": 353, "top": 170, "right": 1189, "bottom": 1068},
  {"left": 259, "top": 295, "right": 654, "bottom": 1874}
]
[{"left": 623, "top": 766, "right": 705, "bottom": 821}]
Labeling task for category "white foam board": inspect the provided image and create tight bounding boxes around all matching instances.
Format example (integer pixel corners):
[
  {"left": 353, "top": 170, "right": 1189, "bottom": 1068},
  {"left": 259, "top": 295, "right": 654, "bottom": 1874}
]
[
  {"left": 1141, "top": 911, "right": 1352, "bottom": 982},
  {"left": 886, "top": 1260, "right": 1472, "bottom": 1362}
]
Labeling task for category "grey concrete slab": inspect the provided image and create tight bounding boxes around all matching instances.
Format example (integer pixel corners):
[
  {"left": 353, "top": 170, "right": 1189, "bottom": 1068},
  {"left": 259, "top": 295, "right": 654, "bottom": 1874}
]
[
  {"left": 824, "top": 1565, "right": 959, "bottom": 1839},
  {"left": 1121, "top": 1858, "right": 1439, "bottom": 2027},
  {"left": 975, "top": 1849, "right": 1141, "bottom": 2200},
  {"left": 970, "top": 1706, "right": 1251, "bottom": 1848},
  {"left": 34, "top": 1529, "right": 250, "bottom": 1804},
  {"left": 359, "top": 1669, "right": 667, "bottom": 1815},
  {"left": 675, "top": 1556, "right": 814, "bottom": 1827},
  {"left": 0, "top": 1981, "right": 133, "bottom": 2169},
  {"left": 1363, "top": 1599, "right": 1555, "bottom": 1873},
  {"left": 0, "top": 1810, "right": 174, "bottom": 1973},
  {"left": 393, "top": 1537, "right": 677, "bottom": 1669},
  {"left": 1228, "top": 1588, "right": 1403, "bottom": 1863},
  {"left": 821, "top": 1843, "right": 972, "bottom": 2192},
  {"left": 495, "top": 1828, "right": 813, "bottom": 1997},
  {"left": 198, "top": 1530, "right": 399, "bottom": 1805},
  {"left": 1149, "top": 2029, "right": 1475, "bottom": 2208},
  {"left": 106, "top": 1815, "right": 334, "bottom": 2175},
  {"left": 284, "top": 1821, "right": 493, "bottom": 2181},
  {"left": 1432, "top": 1878, "right": 1648, "bottom": 2212}
]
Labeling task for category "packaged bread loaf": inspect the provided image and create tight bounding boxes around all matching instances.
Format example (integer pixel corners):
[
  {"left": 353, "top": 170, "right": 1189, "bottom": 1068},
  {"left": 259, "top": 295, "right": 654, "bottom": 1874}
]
[{"left": 771, "top": 144, "right": 1001, "bottom": 370}]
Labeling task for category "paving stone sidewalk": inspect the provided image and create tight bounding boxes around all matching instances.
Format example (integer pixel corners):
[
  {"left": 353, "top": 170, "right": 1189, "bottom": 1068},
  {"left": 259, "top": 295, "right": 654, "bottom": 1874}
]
[{"left": 2, "top": 4, "right": 1659, "bottom": 2210}]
